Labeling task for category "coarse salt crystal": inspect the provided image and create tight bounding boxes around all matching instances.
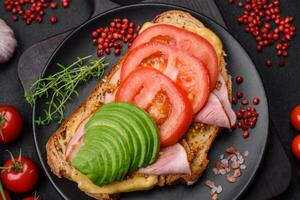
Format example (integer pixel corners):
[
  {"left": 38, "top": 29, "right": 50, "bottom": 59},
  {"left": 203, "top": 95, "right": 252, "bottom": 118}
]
[
  {"left": 231, "top": 155, "right": 237, "bottom": 162},
  {"left": 240, "top": 164, "right": 246, "bottom": 170},
  {"left": 219, "top": 169, "right": 226, "bottom": 175},
  {"left": 211, "top": 187, "right": 217, "bottom": 195},
  {"left": 244, "top": 150, "right": 249, "bottom": 157},
  {"left": 221, "top": 159, "right": 228, "bottom": 165},
  {"left": 216, "top": 185, "right": 223, "bottom": 193},
  {"left": 212, "top": 168, "right": 219, "bottom": 175},
  {"left": 220, "top": 154, "right": 224, "bottom": 160}
]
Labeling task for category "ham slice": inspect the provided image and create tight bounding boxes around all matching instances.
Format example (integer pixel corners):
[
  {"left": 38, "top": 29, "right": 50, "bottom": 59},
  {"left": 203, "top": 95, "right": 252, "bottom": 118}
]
[
  {"left": 104, "top": 69, "right": 120, "bottom": 104},
  {"left": 66, "top": 117, "right": 90, "bottom": 161},
  {"left": 138, "top": 143, "right": 191, "bottom": 175},
  {"left": 193, "top": 93, "right": 230, "bottom": 128},
  {"left": 194, "top": 75, "right": 236, "bottom": 128}
]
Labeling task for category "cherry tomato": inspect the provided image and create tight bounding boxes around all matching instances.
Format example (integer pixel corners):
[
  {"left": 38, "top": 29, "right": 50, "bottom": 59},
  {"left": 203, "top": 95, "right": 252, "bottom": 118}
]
[
  {"left": 291, "top": 135, "right": 300, "bottom": 159},
  {"left": 131, "top": 24, "right": 218, "bottom": 89},
  {"left": 291, "top": 105, "right": 300, "bottom": 131},
  {"left": 1, "top": 156, "right": 39, "bottom": 194},
  {"left": 0, "top": 105, "right": 23, "bottom": 144},
  {"left": 121, "top": 42, "right": 210, "bottom": 113},
  {"left": 0, "top": 190, "right": 11, "bottom": 200},
  {"left": 116, "top": 67, "right": 193, "bottom": 147}
]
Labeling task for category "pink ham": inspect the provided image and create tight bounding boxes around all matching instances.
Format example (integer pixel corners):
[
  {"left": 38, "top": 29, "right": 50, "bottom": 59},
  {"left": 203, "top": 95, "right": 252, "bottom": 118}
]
[
  {"left": 213, "top": 75, "right": 236, "bottom": 127},
  {"left": 65, "top": 117, "right": 90, "bottom": 161},
  {"left": 194, "top": 75, "right": 236, "bottom": 128},
  {"left": 193, "top": 93, "right": 230, "bottom": 128},
  {"left": 138, "top": 143, "right": 191, "bottom": 175},
  {"left": 104, "top": 68, "right": 120, "bottom": 104}
]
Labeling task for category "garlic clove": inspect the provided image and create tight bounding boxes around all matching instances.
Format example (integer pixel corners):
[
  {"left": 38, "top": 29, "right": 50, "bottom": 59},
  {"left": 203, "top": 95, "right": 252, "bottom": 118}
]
[{"left": 0, "top": 18, "right": 17, "bottom": 64}]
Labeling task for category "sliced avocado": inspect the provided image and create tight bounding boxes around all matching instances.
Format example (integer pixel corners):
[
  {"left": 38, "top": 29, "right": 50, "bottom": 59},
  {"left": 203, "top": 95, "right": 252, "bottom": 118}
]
[
  {"left": 86, "top": 126, "right": 130, "bottom": 181},
  {"left": 100, "top": 102, "right": 159, "bottom": 165},
  {"left": 71, "top": 141, "right": 109, "bottom": 186},
  {"left": 86, "top": 133, "right": 118, "bottom": 184},
  {"left": 73, "top": 102, "right": 160, "bottom": 186},
  {"left": 86, "top": 116, "right": 142, "bottom": 171},
  {"left": 92, "top": 111, "right": 148, "bottom": 169}
]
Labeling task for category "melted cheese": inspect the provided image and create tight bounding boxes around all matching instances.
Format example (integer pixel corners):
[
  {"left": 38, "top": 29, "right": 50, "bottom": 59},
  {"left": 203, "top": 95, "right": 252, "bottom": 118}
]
[{"left": 71, "top": 169, "right": 157, "bottom": 194}]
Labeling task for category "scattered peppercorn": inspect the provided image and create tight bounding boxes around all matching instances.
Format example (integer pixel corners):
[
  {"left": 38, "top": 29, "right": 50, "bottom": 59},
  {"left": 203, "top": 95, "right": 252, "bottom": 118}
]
[
  {"left": 266, "top": 60, "right": 272, "bottom": 67},
  {"left": 49, "top": 15, "right": 58, "bottom": 24},
  {"left": 253, "top": 97, "right": 260, "bottom": 105},
  {"left": 235, "top": 75, "right": 244, "bottom": 84},
  {"left": 233, "top": 75, "right": 260, "bottom": 138},
  {"left": 92, "top": 18, "right": 140, "bottom": 57},
  {"left": 228, "top": 0, "right": 297, "bottom": 66},
  {"left": 3, "top": 0, "right": 72, "bottom": 25}
]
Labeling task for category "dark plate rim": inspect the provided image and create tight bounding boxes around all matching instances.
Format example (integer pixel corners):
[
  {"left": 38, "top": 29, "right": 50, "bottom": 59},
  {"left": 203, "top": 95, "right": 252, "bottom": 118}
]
[{"left": 32, "top": 3, "right": 269, "bottom": 200}]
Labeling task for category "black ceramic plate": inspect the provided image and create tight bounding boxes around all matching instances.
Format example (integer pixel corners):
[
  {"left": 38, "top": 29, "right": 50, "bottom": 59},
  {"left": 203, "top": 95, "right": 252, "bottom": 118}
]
[{"left": 33, "top": 3, "right": 269, "bottom": 200}]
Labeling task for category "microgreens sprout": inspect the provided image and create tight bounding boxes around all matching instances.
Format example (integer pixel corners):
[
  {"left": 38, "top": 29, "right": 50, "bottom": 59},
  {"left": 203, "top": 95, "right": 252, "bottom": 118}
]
[{"left": 25, "top": 55, "right": 108, "bottom": 125}]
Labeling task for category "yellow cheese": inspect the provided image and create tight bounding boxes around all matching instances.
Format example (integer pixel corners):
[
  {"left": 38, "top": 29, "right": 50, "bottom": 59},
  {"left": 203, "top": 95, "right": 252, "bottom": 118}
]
[{"left": 71, "top": 169, "right": 158, "bottom": 194}]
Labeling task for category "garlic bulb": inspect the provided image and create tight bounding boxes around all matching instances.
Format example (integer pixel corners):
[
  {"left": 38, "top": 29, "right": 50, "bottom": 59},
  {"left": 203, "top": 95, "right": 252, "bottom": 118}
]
[{"left": 0, "top": 18, "right": 17, "bottom": 64}]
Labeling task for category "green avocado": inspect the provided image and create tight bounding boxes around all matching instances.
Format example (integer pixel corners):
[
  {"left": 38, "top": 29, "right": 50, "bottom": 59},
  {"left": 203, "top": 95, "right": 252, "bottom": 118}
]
[
  {"left": 86, "top": 125, "right": 131, "bottom": 181},
  {"left": 100, "top": 102, "right": 159, "bottom": 164},
  {"left": 85, "top": 127, "right": 128, "bottom": 184},
  {"left": 72, "top": 102, "right": 160, "bottom": 186},
  {"left": 85, "top": 116, "right": 141, "bottom": 171},
  {"left": 92, "top": 110, "right": 149, "bottom": 169}
]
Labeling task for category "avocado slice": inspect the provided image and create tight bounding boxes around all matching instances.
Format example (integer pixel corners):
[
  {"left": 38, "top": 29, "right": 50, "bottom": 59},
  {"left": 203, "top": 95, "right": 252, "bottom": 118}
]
[
  {"left": 71, "top": 140, "right": 109, "bottom": 186},
  {"left": 86, "top": 126, "right": 130, "bottom": 181},
  {"left": 92, "top": 111, "right": 148, "bottom": 169},
  {"left": 73, "top": 102, "right": 160, "bottom": 186},
  {"left": 85, "top": 116, "right": 141, "bottom": 172},
  {"left": 100, "top": 102, "right": 159, "bottom": 165}
]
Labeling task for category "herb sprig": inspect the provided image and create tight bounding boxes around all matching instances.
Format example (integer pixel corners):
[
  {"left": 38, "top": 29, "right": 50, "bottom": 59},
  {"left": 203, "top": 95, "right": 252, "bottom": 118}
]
[{"left": 25, "top": 55, "right": 108, "bottom": 125}]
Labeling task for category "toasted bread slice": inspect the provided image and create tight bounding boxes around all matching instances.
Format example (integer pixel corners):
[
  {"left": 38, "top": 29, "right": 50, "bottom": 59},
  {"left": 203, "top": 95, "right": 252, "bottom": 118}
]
[{"left": 46, "top": 10, "right": 231, "bottom": 200}]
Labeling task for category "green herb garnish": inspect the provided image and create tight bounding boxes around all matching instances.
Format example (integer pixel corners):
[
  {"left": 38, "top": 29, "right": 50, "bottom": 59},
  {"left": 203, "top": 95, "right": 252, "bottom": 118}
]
[{"left": 25, "top": 55, "right": 108, "bottom": 125}]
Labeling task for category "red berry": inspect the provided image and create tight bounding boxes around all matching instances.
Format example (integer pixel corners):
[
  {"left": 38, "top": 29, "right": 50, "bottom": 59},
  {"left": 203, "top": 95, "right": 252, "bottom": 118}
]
[
  {"left": 242, "top": 99, "right": 249, "bottom": 105},
  {"left": 49, "top": 16, "right": 58, "bottom": 24},
  {"left": 253, "top": 97, "right": 260, "bottom": 105},
  {"left": 236, "top": 91, "right": 244, "bottom": 99},
  {"left": 235, "top": 75, "right": 244, "bottom": 84},
  {"left": 243, "top": 130, "right": 250, "bottom": 138},
  {"left": 266, "top": 60, "right": 272, "bottom": 67},
  {"left": 50, "top": 2, "right": 57, "bottom": 9},
  {"left": 114, "top": 48, "right": 121, "bottom": 56}
]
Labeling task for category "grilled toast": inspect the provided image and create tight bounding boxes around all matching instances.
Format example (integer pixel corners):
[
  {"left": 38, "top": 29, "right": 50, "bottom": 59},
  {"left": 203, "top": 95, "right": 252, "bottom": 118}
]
[{"left": 46, "top": 10, "right": 231, "bottom": 200}]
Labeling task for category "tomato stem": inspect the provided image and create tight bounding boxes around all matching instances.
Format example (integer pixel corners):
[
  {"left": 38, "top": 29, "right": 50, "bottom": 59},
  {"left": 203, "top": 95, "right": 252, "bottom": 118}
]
[{"left": 0, "top": 180, "right": 7, "bottom": 200}]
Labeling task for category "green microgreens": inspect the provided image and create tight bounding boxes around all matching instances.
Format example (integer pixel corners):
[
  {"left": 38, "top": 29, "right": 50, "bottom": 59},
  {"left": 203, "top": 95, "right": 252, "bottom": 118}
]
[{"left": 25, "top": 55, "right": 108, "bottom": 125}]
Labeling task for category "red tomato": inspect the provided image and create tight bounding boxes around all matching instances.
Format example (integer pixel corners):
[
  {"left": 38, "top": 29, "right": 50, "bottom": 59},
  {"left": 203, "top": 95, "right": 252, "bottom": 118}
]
[
  {"left": 0, "top": 190, "right": 11, "bottom": 200},
  {"left": 0, "top": 105, "right": 23, "bottom": 144},
  {"left": 116, "top": 67, "right": 193, "bottom": 147},
  {"left": 291, "top": 106, "right": 300, "bottom": 131},
  {"left": 291, "top": 135, "right": 300, "bottom": 159},
  {"left": 121, "top": 42, "right": 210, "bottom": 113},
  {"left": 1, "top": 156, "right": 39, "bottom": 194},
  {"left": 131, "top": 24, "right": 218, "bottom": 89}
]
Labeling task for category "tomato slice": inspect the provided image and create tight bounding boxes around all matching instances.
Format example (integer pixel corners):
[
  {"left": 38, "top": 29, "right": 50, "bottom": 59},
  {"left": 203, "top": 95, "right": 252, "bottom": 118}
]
[
  {"left": 116, "top": 67, "right": 193, "bottom": 147},
  {"left": 131, "top": 24, "right": 218, "bottom": 89},
  {"left": 121, "top": 42, "right": 210, "bottom": 113}
]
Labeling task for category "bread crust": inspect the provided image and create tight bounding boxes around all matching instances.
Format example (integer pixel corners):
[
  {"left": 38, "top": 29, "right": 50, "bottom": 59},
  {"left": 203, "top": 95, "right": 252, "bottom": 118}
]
[{"left": 46, "top": 10, "right": 232, "bottom": 200}]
